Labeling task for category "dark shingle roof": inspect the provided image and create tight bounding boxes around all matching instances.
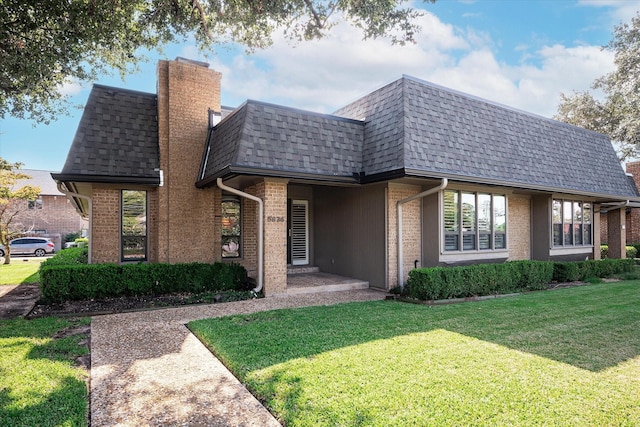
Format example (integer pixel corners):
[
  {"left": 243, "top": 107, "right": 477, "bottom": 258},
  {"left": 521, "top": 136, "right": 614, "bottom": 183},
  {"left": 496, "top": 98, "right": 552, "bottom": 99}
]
[
  {"left": 334, "top": 76, "right": 637, "bottom": 198},
  {"left": 55, "top": 84, "right": 160, "bottom": 184},
  {"left": 198, "top": 100, "right": 363, "bottom": 185}
]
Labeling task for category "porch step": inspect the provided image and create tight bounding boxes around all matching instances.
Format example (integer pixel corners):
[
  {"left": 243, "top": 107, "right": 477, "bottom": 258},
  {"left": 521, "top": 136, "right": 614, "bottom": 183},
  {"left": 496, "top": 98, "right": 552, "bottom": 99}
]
[
  {"left": 285, "top": 271, "right": 369, "bottom": 295},
  {"left": 287, "top": 265, "right": 320, "bottom": 274}
]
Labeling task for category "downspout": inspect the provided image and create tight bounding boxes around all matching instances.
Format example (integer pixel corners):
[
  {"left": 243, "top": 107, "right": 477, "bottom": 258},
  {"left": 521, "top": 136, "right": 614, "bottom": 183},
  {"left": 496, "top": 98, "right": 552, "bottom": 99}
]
[
  {"left": 600, "top": 200, "right": 629, "bottom": 213},
  {"left": 397, "top": 178, "right": 448, "bottom": 288},
  {"left": 57, "top": 183, "right": 93, "bottom": 264},
  {"left": 216, "top": 178, "right": 264, "bottom": 293}
]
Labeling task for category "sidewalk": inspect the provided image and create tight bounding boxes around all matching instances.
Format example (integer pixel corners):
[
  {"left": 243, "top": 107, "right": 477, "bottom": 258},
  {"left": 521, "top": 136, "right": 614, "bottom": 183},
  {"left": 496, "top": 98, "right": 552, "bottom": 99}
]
[{"left": 91, "top": 289, "right": 386, "bottom": 426}]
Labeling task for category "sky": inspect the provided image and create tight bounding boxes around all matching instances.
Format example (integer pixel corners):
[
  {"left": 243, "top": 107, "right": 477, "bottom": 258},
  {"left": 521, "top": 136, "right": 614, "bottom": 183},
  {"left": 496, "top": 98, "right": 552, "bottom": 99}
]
[{"left": 1, "top": 0, "right": 639, "bottom": 171}]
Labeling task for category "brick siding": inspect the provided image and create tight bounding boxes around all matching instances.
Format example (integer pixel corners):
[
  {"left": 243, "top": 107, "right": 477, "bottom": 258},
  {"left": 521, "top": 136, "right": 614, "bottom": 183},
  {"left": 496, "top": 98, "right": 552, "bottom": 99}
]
[
  {"left": 507, "top": 195, "right": 531, "bottom": 260},
  {"left": 156, "top": 59, "right": 221, "bottom": 264},
  {"left": 387, "top": 183, "right": 422, "bottom": 289}
]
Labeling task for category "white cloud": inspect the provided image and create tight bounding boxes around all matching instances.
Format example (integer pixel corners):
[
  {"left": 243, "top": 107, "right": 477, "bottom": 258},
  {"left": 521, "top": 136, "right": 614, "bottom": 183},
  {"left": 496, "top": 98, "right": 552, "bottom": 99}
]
[
  {"left": 203, "top": 9, "right": 616, "bottom": 119},
  {"left": 58, "top": 80, "right": 83, "bottom": 97},
  {"left": 578, "top": 0, "right": 640, "bottom": 24}
]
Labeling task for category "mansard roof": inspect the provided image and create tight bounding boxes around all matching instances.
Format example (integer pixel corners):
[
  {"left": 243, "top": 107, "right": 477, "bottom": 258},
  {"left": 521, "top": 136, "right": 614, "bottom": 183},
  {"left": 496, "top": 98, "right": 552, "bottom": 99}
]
[
  {"left": 53, "top": 84, "right": 160, "bottom": 185},
  {"left": 199, "top": 76, "right": 637, "bottom": 199}
]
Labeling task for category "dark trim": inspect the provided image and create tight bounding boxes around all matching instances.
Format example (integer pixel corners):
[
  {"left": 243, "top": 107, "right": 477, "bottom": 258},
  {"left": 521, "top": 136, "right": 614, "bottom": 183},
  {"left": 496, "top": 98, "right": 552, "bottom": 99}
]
[
  {"left": 120, "top": 190, "right": 149, "bottom": 263},
  {"left": 93, "top": 83, "right": 156, "bottom": 99},
  {"left": 359, "top": 168, "right": 407, "bottom": 184},
  {"left": 402, "top": 168, "right": 640, "bottom": 202},
  {"left": 51, "top": 173, "right": 161, "bottom": 186},
  {"left": 196, "top": 165, "right": 360, "bottom": 188}
]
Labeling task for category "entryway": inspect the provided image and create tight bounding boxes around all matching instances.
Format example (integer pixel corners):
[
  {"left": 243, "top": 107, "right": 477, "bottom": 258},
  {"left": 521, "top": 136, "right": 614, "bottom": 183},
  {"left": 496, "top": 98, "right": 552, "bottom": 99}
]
[{"left": 286, "top": 266, "right": 369, "bottom": 295}]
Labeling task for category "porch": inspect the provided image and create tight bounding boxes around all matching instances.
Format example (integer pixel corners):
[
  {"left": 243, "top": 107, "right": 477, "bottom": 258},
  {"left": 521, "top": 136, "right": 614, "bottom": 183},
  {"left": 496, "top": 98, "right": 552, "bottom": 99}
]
[{"left": 285, "top": 266, "right": 370, "bottom": 295}]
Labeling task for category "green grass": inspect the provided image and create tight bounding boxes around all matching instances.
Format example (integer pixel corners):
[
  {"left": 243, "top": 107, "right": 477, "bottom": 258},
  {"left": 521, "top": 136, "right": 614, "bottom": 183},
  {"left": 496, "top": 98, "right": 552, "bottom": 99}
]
[
  {"left": 0, "top": 317, "right": 89, "bottom": 427},
  {"left": 190, "top": 281, "right": 640, "bottom": 426},
  {"left": 0, "top": 258, "right": 44, "bottom": 285}
]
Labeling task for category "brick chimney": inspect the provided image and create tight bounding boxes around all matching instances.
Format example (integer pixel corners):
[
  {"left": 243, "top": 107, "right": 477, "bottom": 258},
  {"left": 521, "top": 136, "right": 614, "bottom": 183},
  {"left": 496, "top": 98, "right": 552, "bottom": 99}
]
[{"left": 156, "top": 58, "right": 222, "bottom": 263}]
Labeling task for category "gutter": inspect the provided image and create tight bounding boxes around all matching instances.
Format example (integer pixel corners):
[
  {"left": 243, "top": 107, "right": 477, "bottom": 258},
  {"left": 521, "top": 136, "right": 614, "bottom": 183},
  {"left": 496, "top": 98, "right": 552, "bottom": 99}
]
[
  {"left": 56, "top": 182, "right": 93, "bottom": 264},
  {"left": 600, "top": 200, "right": 632, "bottom": 213},
  {"left": 397, "top": 178, "right": 448, "bottom": 288},
  {"left": 216, "top": 178, "right": 264, "bottom": 293}
]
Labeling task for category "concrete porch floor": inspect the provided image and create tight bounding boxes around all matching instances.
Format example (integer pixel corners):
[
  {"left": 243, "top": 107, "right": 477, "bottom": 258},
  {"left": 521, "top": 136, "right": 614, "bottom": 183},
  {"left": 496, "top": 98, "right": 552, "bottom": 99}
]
[{"left": 285, "top": 270, "right": 370, "bottom": 295}]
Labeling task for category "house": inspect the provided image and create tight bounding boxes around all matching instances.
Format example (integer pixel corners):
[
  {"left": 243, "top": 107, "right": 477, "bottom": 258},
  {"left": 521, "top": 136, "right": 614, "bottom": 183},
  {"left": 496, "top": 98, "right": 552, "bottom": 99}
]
[
  {"left": 11, "top": 169, "right": 88, "bottom": 250},
  {"left": 52, "top": 58, "right": 640, "bottom": 296}
]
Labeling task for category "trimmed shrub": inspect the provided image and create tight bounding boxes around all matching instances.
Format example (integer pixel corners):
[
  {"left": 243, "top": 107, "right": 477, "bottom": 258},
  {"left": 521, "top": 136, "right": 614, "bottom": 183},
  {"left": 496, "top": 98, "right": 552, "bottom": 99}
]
[
  {"left": 406, "top": 260, "right": 553, "bottom": 301},
  {"left": 600, "top": 244, "right": 637, "bottom": 259},
  {"left": 41, "top": 247, "right": 88, "bottom": 267},
  {"left": 553, "top": 258, "right": 634, "bottom": 282},
  {"left": 406, "top": 259, "right": 631, "bottom": 301},
  {"left": 39, "top": 260, "right": 249, "bottom": 303}
]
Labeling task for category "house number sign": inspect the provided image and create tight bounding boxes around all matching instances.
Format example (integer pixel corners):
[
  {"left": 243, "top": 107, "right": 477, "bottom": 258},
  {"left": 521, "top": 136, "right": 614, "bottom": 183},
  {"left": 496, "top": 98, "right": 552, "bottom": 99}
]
[{"left": 267, "top": 216, "right": 285, "bottom": 222}]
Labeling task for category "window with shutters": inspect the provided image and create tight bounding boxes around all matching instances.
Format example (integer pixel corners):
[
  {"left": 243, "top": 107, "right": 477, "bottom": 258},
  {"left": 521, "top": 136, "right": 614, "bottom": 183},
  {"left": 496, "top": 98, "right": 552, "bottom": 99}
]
[{"left": 443, "top": 190, "right": 507, "bottom": 252}]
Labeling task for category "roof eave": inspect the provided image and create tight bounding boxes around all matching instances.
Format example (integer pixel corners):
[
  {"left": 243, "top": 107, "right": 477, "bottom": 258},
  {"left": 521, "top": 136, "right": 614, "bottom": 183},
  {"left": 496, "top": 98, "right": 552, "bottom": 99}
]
[
  {"left": 51, "top": 173, "right": 161, "bottom": 186},
  {"left": 403, "top": 168, "right": 640, "bottom": 202},
  {"left": 196, "top": 165, "right": 360, "bottom": 188}
]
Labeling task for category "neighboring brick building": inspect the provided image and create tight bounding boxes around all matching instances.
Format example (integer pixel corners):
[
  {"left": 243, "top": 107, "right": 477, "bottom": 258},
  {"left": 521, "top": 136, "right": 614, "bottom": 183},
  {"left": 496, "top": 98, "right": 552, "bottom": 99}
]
[
  {"left": 600, "top": 161, "right": 640, "bottom": 246},
  {"left": 53, "top": 58, "right": 640, "bottom": 296},
  {"left": 12, "top": 169, "right": 88, "bottom": 250}
]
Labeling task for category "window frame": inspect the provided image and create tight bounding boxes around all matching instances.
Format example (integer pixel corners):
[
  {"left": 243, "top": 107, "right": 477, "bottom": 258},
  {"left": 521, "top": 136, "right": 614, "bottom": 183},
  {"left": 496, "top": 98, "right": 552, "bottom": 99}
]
[
  {"left": 221, "top": 194, "right": 242, "bottom": 259},
  {"left": 442, "top": 189, "right": 508, "bottom": 254},
  {"left": 120, "top": 190, "right": 148, "bottom": 263},
  {"left": 28, "top": 198, "right": 43, "bottom": 210},
  {"left": 552, "top": 198, "right": 592, "bottom": 248}
]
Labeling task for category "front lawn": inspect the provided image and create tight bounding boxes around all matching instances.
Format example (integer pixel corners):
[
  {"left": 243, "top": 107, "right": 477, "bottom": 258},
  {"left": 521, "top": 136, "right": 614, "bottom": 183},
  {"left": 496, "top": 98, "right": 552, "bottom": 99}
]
[
  {"left": 0, "top": 317, "right": 90, "bottom": 427},
  {"left": 190, "top": 281, "right": 640, "bottom": 426},
  {"left": 0, "top": 258, "right": 44, "bottom": 285}
]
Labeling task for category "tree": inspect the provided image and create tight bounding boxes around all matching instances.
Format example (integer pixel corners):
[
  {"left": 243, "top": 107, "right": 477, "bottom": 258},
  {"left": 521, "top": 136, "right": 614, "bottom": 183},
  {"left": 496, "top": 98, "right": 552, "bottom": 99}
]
[
  {"left": 555, "top": 12, "right": 640, "bottom": 161},
  {"left": 1, "top": 0, "right": 434, "bottom": 124},
  {"left": 0, "top": 158, "right": 40, "bottom": 264}
]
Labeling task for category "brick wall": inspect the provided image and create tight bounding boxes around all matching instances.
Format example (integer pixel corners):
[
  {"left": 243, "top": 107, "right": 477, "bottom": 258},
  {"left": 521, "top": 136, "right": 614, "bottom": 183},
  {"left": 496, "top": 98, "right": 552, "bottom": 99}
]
[
  {"left": 251, "top": 179, "right": 288, "bottom": 296},
  {"left": 625, "top": 161, "right": 640, "bottom": 244},
  {"left": 387, "top": 183, "right": 422, "bottom": 289},
  {"left": 156, "top": 59, "right": 221, "bottom": 263},
  {"left": 11, "top": 195, "right": 87, "bottom": 242},
  {"left": 507, "top": 195, "right": 531, "bottom": 260},
  {"left": 91, "top": 187, "right": 121, "bottom": 263}
]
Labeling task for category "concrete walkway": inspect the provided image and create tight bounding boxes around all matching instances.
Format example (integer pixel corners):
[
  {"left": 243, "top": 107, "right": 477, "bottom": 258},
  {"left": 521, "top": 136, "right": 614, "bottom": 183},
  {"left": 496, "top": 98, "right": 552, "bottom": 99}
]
[{"left": 91, "top": 289, "right": 386, "bottom": 426}]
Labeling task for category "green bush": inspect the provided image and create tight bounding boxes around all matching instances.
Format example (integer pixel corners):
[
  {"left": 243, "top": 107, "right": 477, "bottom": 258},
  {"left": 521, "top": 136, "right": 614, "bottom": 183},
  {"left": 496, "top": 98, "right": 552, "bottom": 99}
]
[
  {"left": 406, "top": 260, "right": 553, "bottom": 301},
  {"left": 41, "top": 247, "right": 88, "bottom": 267},
  {"left": 553, "top": 258, "right": 633, "bottom": 282},
  {"left": 406, "top": 259, "right": 632, "bottom": 301},
  {"left": 600, "top": 244, "right": 637, "bottom": 259},
  {"left": 39, "top": 260, "right": 250, "bottom": 303}
]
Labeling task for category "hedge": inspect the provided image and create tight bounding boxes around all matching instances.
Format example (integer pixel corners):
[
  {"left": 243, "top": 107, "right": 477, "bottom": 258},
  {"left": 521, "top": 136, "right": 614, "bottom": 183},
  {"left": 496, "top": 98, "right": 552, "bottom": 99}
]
[
  {"left": 40, "top": 260, "right": 250, "bottom": 303},
  {"left": 41, "top": 247, "right": 88, "bottom": 267},
  {"left": 406, "top": 258, "right": 633, "bottom": 301}
]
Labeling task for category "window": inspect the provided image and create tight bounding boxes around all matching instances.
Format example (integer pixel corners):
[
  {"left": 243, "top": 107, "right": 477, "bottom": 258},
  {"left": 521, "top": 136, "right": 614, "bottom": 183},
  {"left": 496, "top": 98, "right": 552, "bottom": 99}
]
[
  {"left": 443, "top": 190, "right": 507, "bottom": 252},
  {"left": 552, "top": 199, "right": 592, "bottom": 247},
  {"left": 221, "top": 195, "right": 241, "bottom": 258},
  {"left": 28, "top": 198, "right": 42, "bottom": 210},
  {"left": 121, "top": 190, "right": 147, "bottom": 261}
]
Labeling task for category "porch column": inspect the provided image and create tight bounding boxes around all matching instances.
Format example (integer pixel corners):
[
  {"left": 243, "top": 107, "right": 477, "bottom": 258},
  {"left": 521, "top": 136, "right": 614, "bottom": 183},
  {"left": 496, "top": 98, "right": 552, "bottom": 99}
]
[
  {"left": 593, "top": 204, "right": 601, "bottom": 260},
  {"left": 387, "top": 183, "right": 422, "bottom": 289},
  {"left": 607, "top": 208, "right": 626, "bottom": 259},
  {"left": 255, "top": 179, "right": 289, "bottom": 296}
]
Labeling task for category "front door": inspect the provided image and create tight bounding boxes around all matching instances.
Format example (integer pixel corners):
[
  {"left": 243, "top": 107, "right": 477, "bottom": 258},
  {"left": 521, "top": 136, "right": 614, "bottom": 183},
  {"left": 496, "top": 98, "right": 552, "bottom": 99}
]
[{"left": 288, "top": 200, "right": 309, "bottom": 265}]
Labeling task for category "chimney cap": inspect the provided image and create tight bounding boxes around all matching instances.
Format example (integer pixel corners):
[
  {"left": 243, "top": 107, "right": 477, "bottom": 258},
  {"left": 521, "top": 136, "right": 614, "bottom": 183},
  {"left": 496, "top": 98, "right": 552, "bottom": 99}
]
[{"left": 175, "top": 57, "right": 210, "bottom": 68}]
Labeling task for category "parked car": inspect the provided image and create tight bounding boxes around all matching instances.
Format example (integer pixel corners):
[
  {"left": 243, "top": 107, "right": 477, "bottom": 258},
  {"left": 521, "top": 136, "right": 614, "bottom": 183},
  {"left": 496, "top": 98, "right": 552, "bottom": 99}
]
[{"left": 0, "top": 237, "right": 55, "bottom": 257}]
